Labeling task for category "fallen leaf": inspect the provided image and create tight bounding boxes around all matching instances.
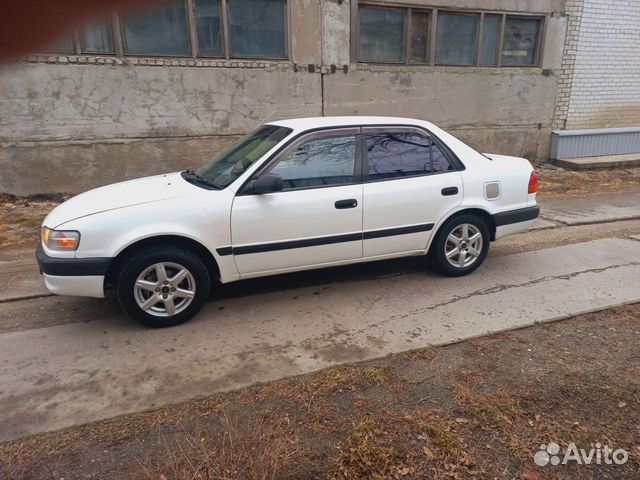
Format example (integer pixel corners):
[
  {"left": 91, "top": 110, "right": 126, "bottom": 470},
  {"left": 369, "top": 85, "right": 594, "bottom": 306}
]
[
  {"left": 398, "top": 466, "right": 413, "bottom": 475},
  {"left": 522, "top": 468, "right": 541, "bottom": 480},
  {"left": 423, "top": 446, "right": 436, "bottom": 459},
  {"left": 618, "top": 401, "right": 627, "bottom": 408},
  {"left": 455, "top": 418, "right": 470, "bottom": 424}
]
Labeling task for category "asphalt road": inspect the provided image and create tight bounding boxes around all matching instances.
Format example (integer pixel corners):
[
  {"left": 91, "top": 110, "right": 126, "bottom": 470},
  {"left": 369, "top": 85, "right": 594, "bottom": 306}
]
[{"left": 1, "top": 192, "right": 640, "bottom": 442}]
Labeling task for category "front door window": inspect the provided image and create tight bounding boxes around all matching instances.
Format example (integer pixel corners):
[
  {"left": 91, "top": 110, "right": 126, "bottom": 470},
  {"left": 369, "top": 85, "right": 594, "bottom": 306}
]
[{"left": 268, "top": 134, "right": 358, "bottom": 190}]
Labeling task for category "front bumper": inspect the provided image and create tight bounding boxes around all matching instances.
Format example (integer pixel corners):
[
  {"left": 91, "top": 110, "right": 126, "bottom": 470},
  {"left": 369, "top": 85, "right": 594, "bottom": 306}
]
[
  {"left": 36, "top": 245, "right": 110, "bottom": 297},
  {"left": 43, "top": 273, "right": 106, "bottom": 298}
]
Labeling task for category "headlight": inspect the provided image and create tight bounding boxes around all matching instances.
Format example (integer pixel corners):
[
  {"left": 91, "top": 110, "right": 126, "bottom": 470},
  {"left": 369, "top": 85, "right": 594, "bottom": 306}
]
[{"left": 42, "top": 227, "right": 80, "bottom": 251}]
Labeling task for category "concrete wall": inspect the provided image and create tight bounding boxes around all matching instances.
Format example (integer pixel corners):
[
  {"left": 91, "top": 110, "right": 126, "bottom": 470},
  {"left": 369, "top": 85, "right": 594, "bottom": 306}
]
[
  {"left": 0, "top": 0, "right": 568, "bottom": 195},
  {"left": 0, "top": 62, "right": 321, "bottom": 194},
  {"left": 324, "top": 64, "right": 561, "bottom": 160}
]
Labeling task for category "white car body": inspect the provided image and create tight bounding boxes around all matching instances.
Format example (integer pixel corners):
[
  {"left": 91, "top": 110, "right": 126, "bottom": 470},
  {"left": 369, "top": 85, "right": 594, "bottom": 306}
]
[{"left": 38, "top": 116, "right": 538, "bottom": 305}]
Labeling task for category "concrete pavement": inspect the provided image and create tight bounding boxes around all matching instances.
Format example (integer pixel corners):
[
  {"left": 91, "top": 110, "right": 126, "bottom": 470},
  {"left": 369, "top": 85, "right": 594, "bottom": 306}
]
[
  {"left": 541, "top": 191, "right": 640, "bottom": 225},
  {"left": 1, "top": 236, "right": 639, "bottom": 442}
]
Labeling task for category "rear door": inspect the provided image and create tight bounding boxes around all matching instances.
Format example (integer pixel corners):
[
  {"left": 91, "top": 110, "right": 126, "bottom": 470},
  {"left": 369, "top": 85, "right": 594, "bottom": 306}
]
[
  {"left": 230, "top": 128, "right": 363, "bottom": 275},
  {"left": 361, "top": 127, "right": 463, "bottom": 257}
]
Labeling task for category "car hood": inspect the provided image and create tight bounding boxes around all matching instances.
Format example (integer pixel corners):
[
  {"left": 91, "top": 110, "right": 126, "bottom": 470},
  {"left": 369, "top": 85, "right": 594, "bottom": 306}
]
[{"left": 44, "top": 172, "right": 195, "bottom": 228}]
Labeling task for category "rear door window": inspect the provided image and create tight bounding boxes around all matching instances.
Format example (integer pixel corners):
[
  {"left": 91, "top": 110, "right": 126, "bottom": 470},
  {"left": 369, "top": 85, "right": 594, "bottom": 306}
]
[{"left": 365, "top": 130, "right": 452, "bottom": 180}]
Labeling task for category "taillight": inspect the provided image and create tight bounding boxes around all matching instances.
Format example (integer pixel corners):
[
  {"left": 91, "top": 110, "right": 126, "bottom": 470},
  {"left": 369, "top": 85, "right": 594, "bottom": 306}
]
[{"left": 528, "top": 170, "right": 538, "bottom": 194}]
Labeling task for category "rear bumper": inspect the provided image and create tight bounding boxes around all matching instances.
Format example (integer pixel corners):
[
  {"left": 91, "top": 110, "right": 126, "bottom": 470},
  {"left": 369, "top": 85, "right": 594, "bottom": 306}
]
[
  {"left": 493, "top": 206, "right": 540, "bottom": 227},
  {"left": 36, "top": 245, "right": 109, "bottom": 297},
  {"left": 493, "top": 206, "right": 540, "bottom": 240}
]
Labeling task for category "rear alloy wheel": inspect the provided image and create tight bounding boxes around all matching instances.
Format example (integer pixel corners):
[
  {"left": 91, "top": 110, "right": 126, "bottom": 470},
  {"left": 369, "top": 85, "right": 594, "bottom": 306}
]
[
  {"left": 117, "top": 246, "right": 210, "bottom": 327},
  {"left": 444, "top": 223, "right": 483, "bottom": 269},
  {"left": 430, "top": 214, "right": 490, "bottom": 277}
]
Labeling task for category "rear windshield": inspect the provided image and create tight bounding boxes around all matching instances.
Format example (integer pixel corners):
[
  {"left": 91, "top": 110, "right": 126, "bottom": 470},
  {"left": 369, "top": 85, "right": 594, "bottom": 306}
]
[{"left": 195, "top": 125, "right": 292, "bottom": 188}]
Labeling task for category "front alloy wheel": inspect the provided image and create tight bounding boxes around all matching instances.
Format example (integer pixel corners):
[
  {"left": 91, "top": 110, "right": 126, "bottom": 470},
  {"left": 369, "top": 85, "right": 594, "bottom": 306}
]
[
  {"left": 134, "top": 262, "right": 196, "bottom": 317},
  {"left": 117, "top": 246, "right": 210, "bottom": 327}
]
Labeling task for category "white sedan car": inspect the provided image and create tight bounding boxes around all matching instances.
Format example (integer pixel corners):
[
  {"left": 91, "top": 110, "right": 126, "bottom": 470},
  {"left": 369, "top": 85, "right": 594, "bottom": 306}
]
[{"left": 38, "top": 117, "right": 539, "bottom": 327}]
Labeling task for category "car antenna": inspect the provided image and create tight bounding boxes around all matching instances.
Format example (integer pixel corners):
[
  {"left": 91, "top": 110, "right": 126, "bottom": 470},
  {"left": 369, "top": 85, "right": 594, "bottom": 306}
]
[{"left": 254, "top": 108, "right": 278, "bottom": 128}]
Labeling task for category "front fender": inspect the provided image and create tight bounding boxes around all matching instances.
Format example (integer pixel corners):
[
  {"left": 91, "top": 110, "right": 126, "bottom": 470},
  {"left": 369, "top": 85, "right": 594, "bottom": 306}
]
[{"left": 56, "top": 192, "right": 239, "bottom": 282}]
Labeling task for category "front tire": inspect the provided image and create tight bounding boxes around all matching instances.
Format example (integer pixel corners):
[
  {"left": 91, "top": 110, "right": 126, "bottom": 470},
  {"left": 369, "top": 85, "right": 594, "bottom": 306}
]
[
  {"left": 116, "top": 246, "right": 210, "bottom": 327},
  {"left": 430, "top": 214, "right": 490, "bottom": 277}
]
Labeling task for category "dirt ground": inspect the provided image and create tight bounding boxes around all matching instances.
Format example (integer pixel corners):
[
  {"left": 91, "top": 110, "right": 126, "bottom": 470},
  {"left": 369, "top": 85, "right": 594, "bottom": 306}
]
[
  {"left": 1, "top": 303, "right": 638, "bottom": 480},
  {"left": 535, "top": 165, "right": 640, "bottom": 196},
  {"left": 1, "top": 167, "right": 640, "bottom": 254},
  {"left": 0, "top": 193, "right": 65, "bottom": 253}
]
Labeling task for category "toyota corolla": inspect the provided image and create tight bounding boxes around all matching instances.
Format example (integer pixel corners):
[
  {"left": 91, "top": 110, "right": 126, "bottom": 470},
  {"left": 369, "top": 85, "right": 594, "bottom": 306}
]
[{"left": 37, "top": 116, "right": 539, "bottom": 327}]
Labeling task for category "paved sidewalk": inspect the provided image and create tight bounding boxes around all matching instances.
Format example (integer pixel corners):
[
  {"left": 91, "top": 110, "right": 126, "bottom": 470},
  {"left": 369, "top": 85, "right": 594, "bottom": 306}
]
[{"left": 540, "top": 191, "right": 640, "bottom": 225}]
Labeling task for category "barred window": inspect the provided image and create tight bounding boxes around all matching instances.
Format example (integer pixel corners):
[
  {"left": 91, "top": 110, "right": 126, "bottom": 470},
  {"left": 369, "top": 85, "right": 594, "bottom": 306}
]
[
  {"left": 502, "top": 16, "right": 542, "bottom": 66},
  {"left": 123, "top": 2, "right": 190, "bottom": 56},
  {"left": 435, "top": 12, "right": 479, "bottom": 66},
  {"left": 80, "top": 20, "right": 115, "bottom": 54},
  {"left": 480, "top": 14, "right": 501, "bottom": 66},
  {"left": 44, "top": 0, "right": 287, "bottom": 60},
  {"left": 228, "top": 0, "right": 287, "bottom": 58},
  {"left": 195, "top": 0, "right": 223, "bottom": 57},
  {"left": 358, "top": 6, "right": 430, "bottom": 64},
  {"left": 356, "top": 4, "right": 543, "bottom": 67}
]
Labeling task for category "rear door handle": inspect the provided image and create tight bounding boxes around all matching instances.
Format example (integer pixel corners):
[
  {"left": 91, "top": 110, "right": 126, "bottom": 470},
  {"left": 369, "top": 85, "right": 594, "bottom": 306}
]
[
  {"left": 335, "top": 199, "right": 358, "bottom": 209},
  {"left": 441, "top": 186, "right": 459, "bottom": 196}
]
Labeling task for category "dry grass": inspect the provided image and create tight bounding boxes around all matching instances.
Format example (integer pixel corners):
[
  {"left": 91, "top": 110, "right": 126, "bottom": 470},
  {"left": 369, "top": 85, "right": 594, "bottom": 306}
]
[
  {"left": 0, "top": 193, "right": 66, "bottom": 252},
  {"left": 331, "top": 411, "right": 474, "bottom": 480},
  {"left": 136, "top": 409, "right": 305, "bottom": 480},
  {"left": 245, "top": 364, "right": 394, "bottom": 407},
  {"left": 536, "top": 165, "right": 640, "bottom": 196}
]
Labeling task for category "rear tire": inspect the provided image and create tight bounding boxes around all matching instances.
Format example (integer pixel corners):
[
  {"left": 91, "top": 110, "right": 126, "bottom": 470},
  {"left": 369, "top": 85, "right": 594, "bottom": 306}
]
[
  {"left": 116, "top": 246, "right": 210, "bottom": 328},
  {"left": 429, "top": 214, "right": 490, "bottom": 277}
]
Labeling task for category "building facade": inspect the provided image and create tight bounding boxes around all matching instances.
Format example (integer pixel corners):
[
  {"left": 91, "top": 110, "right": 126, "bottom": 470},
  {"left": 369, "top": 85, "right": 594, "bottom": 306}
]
[
  {"left": 0, "top": 0, "right": 636, "bottom": 194},
  {"left": 553, "top": 0, "right": 640, "bottom": 131}
]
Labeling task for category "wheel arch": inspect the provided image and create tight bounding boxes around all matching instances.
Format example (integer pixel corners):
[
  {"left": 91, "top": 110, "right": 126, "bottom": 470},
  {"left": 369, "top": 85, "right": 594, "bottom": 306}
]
[
  {"left": 104, "top": 235, "right": 221, "bottom": 291},
  {"left": 428, "top": 208, "right": 496, "bottom": 253}
]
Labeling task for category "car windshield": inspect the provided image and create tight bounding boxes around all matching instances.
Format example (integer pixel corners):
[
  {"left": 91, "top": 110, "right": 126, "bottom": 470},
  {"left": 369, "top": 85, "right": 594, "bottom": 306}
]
[{"left": 194, "top": 125, "right": 292, "bottom": 188}]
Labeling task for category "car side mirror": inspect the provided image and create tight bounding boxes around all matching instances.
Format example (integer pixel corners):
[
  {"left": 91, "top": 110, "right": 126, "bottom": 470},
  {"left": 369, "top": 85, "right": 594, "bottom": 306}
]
[{"left": 250, "top": 173, "right": 284, "bottom": 194}]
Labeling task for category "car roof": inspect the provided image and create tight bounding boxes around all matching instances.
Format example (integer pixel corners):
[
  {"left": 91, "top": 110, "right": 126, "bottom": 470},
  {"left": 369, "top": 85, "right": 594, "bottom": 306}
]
[{"left": 267, "top": 116, "right": 437, "bottom": 132}]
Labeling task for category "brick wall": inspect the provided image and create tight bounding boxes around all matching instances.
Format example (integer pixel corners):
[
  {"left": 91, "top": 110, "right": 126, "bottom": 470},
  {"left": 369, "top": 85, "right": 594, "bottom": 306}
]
[{"left": 554, "top": 0, "right": 640, "bottom": 130}]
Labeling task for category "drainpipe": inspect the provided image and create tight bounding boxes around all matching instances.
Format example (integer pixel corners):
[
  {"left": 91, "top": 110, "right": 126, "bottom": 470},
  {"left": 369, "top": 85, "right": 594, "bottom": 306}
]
[{"left": 320, "top": 0, "right": 325, "bottom": 117}]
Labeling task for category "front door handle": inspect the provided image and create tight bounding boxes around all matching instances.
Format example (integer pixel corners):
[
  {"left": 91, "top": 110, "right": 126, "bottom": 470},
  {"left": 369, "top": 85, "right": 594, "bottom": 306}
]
[
  {"left": 335, "top": 199, "right": 358, "bottom": 209},
  {"left": 441, "top": 186, "right": 459, "bottom": 196}
]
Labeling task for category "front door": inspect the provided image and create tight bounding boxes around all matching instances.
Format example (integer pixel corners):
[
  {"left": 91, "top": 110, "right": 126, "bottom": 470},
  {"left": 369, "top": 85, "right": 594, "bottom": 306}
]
[
  {"left": 230, "top": 128, "right": 363, "bottom": 275},
  {"left": 361, "top": 127, "right": 464, "bottom": 257}
]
